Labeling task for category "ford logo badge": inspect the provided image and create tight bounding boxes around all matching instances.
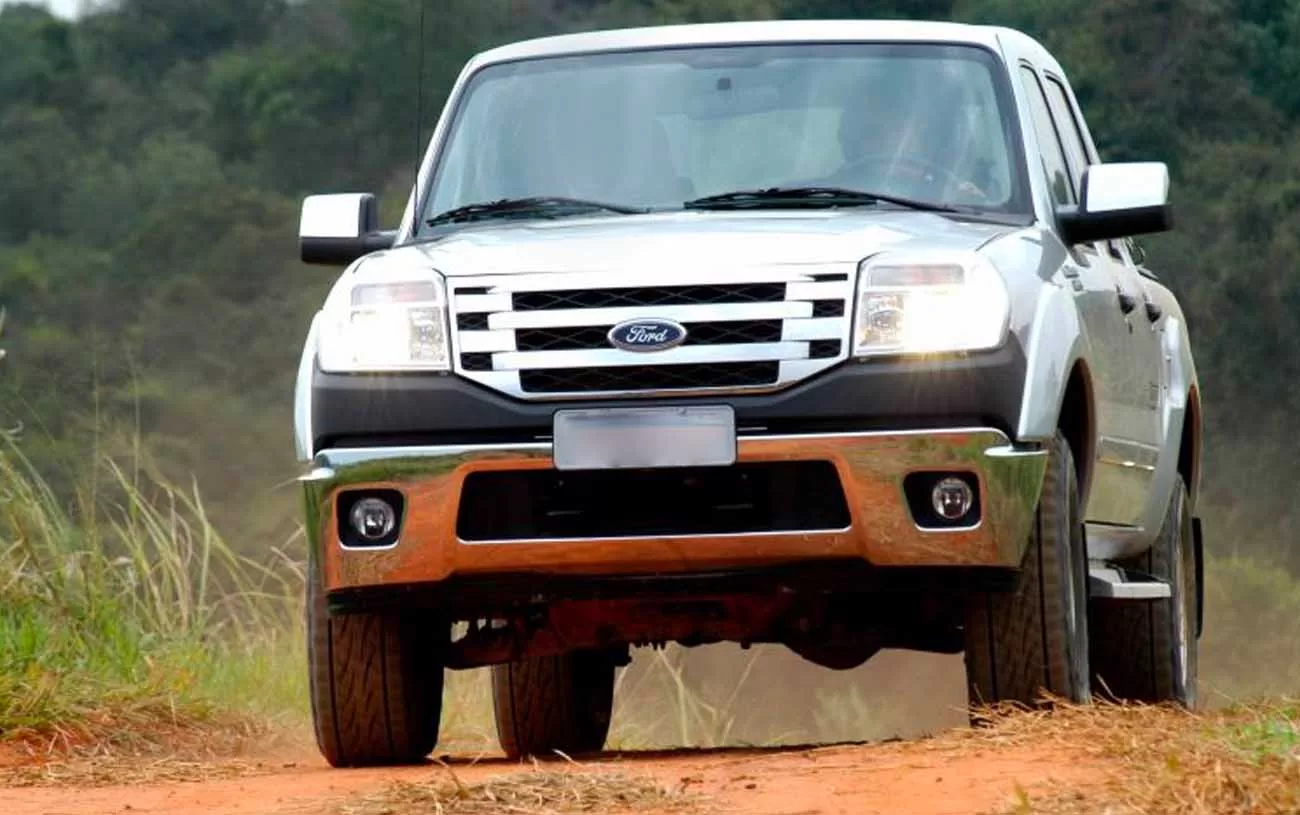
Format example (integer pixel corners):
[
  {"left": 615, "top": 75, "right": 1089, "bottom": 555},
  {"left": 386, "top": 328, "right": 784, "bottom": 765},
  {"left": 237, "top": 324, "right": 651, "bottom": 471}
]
[{"left": 607, "top": 318, "right": 688, "bottom": 352}]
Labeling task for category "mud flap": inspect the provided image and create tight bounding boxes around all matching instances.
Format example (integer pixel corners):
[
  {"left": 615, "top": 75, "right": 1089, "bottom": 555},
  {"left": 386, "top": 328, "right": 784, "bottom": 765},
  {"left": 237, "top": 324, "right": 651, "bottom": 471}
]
[{"left": 1192, "top": 516, "right": 1204, "bottom": 639}]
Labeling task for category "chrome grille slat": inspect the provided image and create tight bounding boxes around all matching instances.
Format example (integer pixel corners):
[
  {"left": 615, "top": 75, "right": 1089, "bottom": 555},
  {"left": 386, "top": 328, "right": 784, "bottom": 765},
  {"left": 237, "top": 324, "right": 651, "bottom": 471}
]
[
  {"left": 493, "top": 341, "right": 808, "bottom": 371},
  {"left": 448, "top": 269, "right": 853, "bottom": 399},
  {"left": 487, "top": 301, "right": 813, "bottom": 328},
  {"left": 463, "top": 269, "right": 806, "bottom": 293},
  {"left": 781, "top": 317, "right": 845, "bottom": 341}
]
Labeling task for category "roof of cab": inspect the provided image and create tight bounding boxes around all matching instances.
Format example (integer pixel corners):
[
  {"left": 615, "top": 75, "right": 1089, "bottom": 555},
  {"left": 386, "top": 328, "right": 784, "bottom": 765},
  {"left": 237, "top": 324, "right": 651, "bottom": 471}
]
[{"left": 469, "top": 19, "right": 1016, "bottom": 68}]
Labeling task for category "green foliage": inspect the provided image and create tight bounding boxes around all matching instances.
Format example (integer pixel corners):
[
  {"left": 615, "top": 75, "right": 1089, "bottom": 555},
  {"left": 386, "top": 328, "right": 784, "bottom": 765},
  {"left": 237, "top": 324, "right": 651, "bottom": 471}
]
[{"left": 0, "top": 0, "right": 1297, "bottom": 571}]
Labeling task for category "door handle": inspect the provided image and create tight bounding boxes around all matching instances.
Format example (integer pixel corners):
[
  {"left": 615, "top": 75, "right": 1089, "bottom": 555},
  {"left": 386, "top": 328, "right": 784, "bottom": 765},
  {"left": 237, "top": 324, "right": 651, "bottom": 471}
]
[
  {"left": 1116, "top": 289, "right": 1137, "bottom": 314},
  {"left": 1144, "top": 301, "right": 1162, "bottom": 322}
]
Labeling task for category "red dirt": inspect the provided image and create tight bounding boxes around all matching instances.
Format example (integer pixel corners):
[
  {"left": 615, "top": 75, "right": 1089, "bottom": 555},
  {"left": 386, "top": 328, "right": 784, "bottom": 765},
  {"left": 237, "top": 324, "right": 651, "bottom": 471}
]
[
  {"left": 3, "top": 737, "right": 1107, "bottom": 815},
  {"left": 0, "top": 742, "right": 28, "bottom": 769}
]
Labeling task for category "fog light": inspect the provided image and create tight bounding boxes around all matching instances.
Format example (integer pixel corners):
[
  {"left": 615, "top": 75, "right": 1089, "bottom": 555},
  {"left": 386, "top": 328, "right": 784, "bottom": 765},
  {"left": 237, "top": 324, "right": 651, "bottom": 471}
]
[
  {"left": 931, "top": 477, "right": 974, "bottom": 521},
  {"left": 349, "top": 497, "right": 396, "bottom": 541}
]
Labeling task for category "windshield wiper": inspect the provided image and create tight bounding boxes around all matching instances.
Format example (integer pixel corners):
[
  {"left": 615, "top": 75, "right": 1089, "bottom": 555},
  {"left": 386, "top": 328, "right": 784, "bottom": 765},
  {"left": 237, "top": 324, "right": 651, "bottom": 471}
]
[
  {"left": 425, "top": 196, "right": 648, "bottom": 227},
  {"left": 683, "top": 186, "right": 959, "bottom": 213}
]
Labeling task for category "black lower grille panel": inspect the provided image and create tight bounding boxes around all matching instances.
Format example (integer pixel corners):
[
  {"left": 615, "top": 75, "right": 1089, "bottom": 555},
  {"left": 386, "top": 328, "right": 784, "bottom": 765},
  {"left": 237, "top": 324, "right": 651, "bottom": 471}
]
[
  {"left": 519, "top": 361, "right": 779, "bottom": 394},
  {"left": 457, "top": 461, "right": 851, "bottom": 541}
]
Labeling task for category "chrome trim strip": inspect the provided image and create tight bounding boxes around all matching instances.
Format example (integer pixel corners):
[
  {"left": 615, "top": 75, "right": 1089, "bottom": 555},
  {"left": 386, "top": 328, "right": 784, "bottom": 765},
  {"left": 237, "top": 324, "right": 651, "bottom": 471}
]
[
  {"left": 312, "top": 441, "right": 552, "bottom": 469},
  {"left": 985, "top": 444, "right": 1047, "bottom": 460},
  {"left": 781, "top": 317, "right": 844, "bottom": 341},
  {"left": 455, "top": 293, "right": 512, "bottom": 312},
  {"left": 786, "top": 280, "right": 852, "bottom": 299},
  {"left": 458, "top": 330, "right": 516, "bottom": 353},
  {"left": 484, "top": 302, "right": 814, "bottom": 328},
  {"left": 461, "top": 524, "right": 855, "bottom": 546},
  {"left": 491, "top": 341, "right": 810, "bottom": 370},
  {"left": 779, "top": 358, "right": 841, "bottom": 381},
  {"left": 1098, "top": 435, "right": 1160, "bottom": 468},
  {"left": 309, "top": 428, "right": 999, "bottom": 464},
  {"left": 309, "top": 427, "right": 1033, "bottom": 467},
  {"left": 460, "top": 267, "right": 818, "bottom": 291},
  {"left": 340, "top": 539, "right": 402, "bottom": 552}
]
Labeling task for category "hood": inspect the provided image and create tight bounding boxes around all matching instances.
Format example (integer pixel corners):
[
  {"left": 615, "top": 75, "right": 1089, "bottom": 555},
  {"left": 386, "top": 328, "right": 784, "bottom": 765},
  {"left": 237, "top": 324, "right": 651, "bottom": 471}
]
[{"left": 374, "top": 210, "right": 1017, "bottom": 277}]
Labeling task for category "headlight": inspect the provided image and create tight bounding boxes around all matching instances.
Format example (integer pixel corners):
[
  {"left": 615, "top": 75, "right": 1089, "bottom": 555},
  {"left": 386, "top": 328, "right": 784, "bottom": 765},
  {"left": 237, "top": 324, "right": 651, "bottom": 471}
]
[
  {"left": 851, "top": 250, "right": 1010, "bottom": 357},
  {"left": 317, "top": 256, "right": 450, "bottom": 372}
]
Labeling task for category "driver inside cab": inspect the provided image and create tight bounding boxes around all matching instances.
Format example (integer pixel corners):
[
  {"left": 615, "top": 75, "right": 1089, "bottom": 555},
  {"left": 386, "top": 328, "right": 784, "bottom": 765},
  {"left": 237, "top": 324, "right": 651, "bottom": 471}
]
[{"left": 825, "top": 72, "right": 992, "bottom": 206}]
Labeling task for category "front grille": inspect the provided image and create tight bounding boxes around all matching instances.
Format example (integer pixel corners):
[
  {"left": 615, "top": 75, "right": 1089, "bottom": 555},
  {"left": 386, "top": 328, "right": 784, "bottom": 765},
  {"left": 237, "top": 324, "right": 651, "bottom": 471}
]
[
  {"left": 449, "top": 271, "right": 853, "bottom": 400},
  {"left": 457, "top": 461, "right": 851, "bottom": 541},
  {"left": 520, "top": 362, "right": 778, "bottom": 394}
]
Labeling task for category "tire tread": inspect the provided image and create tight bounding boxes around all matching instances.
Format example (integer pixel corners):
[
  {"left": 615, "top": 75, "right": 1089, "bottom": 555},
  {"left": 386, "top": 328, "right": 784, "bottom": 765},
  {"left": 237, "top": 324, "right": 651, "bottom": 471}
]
[
  {"left": 493, "top": 652, "right": 614, "bottom": 760},
  {"left": 307, "top": 567, "right": 443, "bottom": 767},
  {"left": 1089, "top": 476, "right": 1196, "bottom": 706},
  {"left": 965, "top": 431, "right": 1089, "bottom": 707}
]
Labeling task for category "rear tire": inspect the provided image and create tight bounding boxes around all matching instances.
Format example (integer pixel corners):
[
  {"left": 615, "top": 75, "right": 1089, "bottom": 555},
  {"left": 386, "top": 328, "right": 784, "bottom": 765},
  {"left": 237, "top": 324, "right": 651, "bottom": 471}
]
[
  {"left": 307, "top": 563, "right": 445, "bottom": 767},
  {"left": 964, "top": 431, "right": 1091, "bottom": 709},
  {"left": 492, "top": 651, "right": 616, "bottom": 760},
  {"left": 1088, "top": 475, "right": 1198, "bottom": 707}
]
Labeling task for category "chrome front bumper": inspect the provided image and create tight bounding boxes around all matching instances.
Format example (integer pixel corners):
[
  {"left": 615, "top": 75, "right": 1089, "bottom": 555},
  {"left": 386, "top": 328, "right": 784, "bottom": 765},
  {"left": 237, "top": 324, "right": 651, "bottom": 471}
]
[{"left": 302, "top": 428, "right": 1048, "bottom": 594}]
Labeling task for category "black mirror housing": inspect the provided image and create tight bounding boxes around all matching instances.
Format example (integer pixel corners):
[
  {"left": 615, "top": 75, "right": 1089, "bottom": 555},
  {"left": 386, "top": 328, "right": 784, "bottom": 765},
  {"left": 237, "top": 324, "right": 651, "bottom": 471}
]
[
  {"left": 1058, "top": 162, "right": 1174, "bottom": 245},
  {"left": 298, "top": 193, "right": 397, "bottom": 266}
]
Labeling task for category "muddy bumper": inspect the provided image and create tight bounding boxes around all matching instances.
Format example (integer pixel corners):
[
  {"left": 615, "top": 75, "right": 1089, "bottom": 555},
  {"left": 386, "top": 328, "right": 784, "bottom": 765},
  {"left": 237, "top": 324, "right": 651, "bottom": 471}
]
[{"left": 302, "top": 428, "right": 1048, "bottom": 596}]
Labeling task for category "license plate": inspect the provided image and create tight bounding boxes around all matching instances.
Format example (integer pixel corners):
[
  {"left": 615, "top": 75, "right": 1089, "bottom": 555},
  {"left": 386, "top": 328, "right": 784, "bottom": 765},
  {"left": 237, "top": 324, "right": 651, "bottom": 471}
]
[{"left": 552, "top": 405, "right": 737, "bottom": 471}]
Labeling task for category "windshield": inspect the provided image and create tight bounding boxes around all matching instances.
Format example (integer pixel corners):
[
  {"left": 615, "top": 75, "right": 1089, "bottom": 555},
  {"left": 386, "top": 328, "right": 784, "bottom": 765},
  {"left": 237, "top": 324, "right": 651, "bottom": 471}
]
[{"left": 417, "top": 42, "right": 1028, "bottom": 229}]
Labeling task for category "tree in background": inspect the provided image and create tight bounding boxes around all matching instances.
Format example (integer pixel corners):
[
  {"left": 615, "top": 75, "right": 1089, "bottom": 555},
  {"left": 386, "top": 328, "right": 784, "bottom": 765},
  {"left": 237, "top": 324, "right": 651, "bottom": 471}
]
[{"left": 0, "top": 0, "right": 1296, "bottom": 562}]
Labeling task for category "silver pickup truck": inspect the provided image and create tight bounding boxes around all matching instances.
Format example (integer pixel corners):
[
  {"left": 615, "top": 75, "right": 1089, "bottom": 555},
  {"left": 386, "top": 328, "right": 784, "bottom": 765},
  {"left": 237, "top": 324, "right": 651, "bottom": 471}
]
[{"left": 293, "top": 19, "right": 1204, "bottom": 766}]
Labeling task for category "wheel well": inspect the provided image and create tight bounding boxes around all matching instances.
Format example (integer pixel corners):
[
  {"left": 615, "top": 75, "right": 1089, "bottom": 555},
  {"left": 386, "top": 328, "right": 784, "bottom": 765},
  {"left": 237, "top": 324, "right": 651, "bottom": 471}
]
[
  {"left": 1057, "top": 362, "right": 1095, "bottom": 502},
  {"left": 1178, "top": 387, "right": 1202, "bottom": 507}
]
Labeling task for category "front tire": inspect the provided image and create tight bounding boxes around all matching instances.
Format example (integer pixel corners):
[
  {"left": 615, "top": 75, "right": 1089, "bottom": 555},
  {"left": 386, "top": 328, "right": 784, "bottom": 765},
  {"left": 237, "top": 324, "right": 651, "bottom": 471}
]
[
  {"left": 964, "top": 431, "right": 1092, "bottom": 709},
  {"left": 1088, "top": 475, "right": 1199, "bottom": 707},
  {"left": 307, "top": 563, "right": 445, "bottom": 767},
  {"left": 492, "top": 651, "right": 616, "bottom": 760}
]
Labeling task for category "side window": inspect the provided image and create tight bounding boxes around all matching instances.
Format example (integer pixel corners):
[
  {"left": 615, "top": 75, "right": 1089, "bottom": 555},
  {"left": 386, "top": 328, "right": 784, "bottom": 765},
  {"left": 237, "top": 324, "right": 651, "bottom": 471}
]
[
  {"left": 1042, "top": 76, "right": 1092, "bottom": 197},
  {"left": 1017, "top": 66, "right": 1075, "bottom": 207},
  {"left": 1045, "top": 75, "right": 1130, "bottom": 259}
]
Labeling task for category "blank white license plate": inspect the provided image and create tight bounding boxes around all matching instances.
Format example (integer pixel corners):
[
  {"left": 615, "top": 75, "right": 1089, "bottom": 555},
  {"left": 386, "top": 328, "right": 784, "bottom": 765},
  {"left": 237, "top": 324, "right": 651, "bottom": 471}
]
[{"left": 552, "top": 405, "right": 737, "bottom": 471}]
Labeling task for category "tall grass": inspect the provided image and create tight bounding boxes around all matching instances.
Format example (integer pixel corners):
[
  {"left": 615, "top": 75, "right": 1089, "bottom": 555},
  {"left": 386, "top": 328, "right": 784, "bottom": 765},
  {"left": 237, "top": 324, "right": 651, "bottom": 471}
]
[
  {"left": 1, "top": 365, "right": 1296, "bottom": 756},
  {"left": 0, "top": 433, "right": 306, "bottom": 746}
]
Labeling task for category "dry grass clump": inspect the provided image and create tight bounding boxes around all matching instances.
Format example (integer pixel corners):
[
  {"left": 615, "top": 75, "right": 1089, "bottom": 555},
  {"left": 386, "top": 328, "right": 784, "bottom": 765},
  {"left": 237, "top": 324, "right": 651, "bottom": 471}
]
[
  {"left": 969, "top": 697, "right": 1300, "bottom": 814},
  {"left": 336, "top": 764, "right": 707, "bottom": 815},
  {"left": 0, "top": 711, "right": 305, "bottom": 787},
  {"left": 0, "top": 435, "right": 307, "bottom": 772}
]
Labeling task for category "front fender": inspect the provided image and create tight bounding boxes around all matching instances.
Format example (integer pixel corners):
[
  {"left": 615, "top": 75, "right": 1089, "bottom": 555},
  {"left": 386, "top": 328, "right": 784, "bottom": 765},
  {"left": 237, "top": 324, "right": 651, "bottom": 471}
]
[
  {"left": 1015, "top": 281, "right": 1091, "bottom": 444},
  {"left": 294, "top": 311, "right": 323, "bottom": 463}
]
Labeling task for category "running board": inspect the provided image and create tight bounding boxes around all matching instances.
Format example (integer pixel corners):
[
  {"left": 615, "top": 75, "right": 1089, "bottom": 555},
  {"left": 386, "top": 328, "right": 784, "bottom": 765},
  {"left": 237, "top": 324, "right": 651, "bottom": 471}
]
[{"left": 1088, "top": 564, "right": 1171, "bottom": 600}]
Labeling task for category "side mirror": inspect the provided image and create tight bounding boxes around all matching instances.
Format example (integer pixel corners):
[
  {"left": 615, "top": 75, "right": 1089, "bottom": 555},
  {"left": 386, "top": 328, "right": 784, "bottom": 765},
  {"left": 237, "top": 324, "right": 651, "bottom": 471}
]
[
  {"left": 1058, "top": 162, "right": 1172, "bottom": 245},
  {"left": 299, "top": 193, "right": 397, "bottom": 266}
]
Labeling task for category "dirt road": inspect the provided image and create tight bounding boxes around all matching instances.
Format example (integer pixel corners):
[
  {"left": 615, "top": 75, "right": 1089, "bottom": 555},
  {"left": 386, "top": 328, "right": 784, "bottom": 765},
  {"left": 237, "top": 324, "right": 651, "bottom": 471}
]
[{"left": 3, "top": 731, "right": 1107, "bottom": 815}]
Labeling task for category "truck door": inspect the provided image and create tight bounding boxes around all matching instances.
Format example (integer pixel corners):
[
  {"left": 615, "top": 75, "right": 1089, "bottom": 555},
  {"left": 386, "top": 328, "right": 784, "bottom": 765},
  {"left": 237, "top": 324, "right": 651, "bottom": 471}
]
[
  {"left": 1016, "top": 64, "right": 1148, "bottom": 526},
  {"left": 1038, "top": 70, "right": 1163, "bottom": 523}
]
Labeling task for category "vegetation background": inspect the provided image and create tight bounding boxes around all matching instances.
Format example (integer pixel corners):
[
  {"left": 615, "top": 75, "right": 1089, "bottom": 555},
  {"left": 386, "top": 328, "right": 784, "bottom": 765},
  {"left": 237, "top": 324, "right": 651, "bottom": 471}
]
[{"left": 1, "top": 0, "right": 1298, "bottom": 747}]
